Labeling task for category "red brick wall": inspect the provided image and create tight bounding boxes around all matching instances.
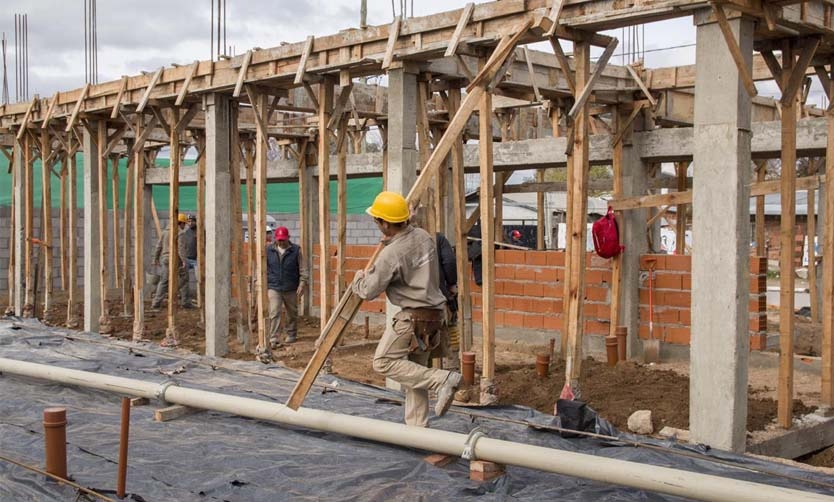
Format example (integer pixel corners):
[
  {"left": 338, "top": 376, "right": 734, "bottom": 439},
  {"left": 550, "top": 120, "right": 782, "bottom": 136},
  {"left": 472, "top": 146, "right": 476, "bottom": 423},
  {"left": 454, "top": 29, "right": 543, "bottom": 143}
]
[
  {"left": 637, "top": 255, "right": 768, "bottom": 350},
  {"left": 312, "top": 245, "right": 388, "bottom": 314},
  {"left": 312, "top": 246, "right": 768, "bottom": 350}
]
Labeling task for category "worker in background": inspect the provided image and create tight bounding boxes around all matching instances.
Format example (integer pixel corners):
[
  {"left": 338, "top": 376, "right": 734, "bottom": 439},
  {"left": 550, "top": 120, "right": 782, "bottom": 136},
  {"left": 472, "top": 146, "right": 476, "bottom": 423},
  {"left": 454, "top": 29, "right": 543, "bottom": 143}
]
[
  {"left": 435, "top": 233, "right": 460, "bottom": 371},
  {"left": 151, "top": 214, "right": 189, "bottom": 310},
  {"left": 183, "top": 214, "right": 198, "bottom": 270},
  {"left": 510, "top": 229, "right": 523, "bottom": 245},
  {"left": 353, "top": 191, "right": 462, "bottom": 427},
  {"left": 266, "top": 226, "right": 308, "bottom": 347}
]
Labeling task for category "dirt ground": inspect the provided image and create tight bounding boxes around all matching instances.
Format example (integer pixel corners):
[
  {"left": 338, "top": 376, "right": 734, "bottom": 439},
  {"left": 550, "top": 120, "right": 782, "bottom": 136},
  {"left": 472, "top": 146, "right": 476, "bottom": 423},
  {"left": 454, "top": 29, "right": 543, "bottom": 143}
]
[
  {"left": 767, "top": 309, "right": 823, "bottom": 357},
  {"left": 38, "top": 290, "right": 819, "bottom": 439},
  {"left": 801, "top": 445, "right": 834, "bottom": 468}
]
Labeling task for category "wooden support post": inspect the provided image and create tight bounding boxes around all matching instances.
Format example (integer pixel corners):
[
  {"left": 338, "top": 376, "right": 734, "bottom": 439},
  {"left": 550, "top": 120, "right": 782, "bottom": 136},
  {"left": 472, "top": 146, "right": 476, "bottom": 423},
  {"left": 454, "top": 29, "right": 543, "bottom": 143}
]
[
  {"left": 449, "top": 88, "right": 471, "bottom": 354},
  {"left": 40, "top": 128, "right": 54, "bottom": 312},
  {"left": 166, "top": 109, "right": 181, "bottom": 342},
  {"left": 536, "top": 167, "right": 545, "bottom": 250},
  {"left": 778, "top": 41, "right": 797, "bottom": 428},
  {"left": 66, "top": 142, "right": 78, "bottom": 327},
  {"left": 479, "top": 81, "right": 497, "bottom": 405},
  {"left": 254, "top": 92, "right": 270, "bottom": 355},
  {"left": 197, "top": 136, "right": 207, "bottom": 324},
  {"left": 336, "top": 116, "right": 348, "bottom": 301},
  {"left": 808, "top": 183, "right": 818, "bottom": 322},
  {"left": 7, "top": 142, "right": 16, "bottom": 313},
  {"left": 563, "top": 39, "right": 591, "bottom": 392},
  {"left": 298, "top": 140, "right": 312, "bottom": 317},
  {"left": 318, "top": 79, "right": 335, "bottom": 325},
  {"left": 23, "top": 133, "right": 34, "bottom": 317},
  {"left": 97, "top": 120, "right": 112, "bottom": 333},
  {"left": 756, "top": 161, "right": 767, "bottom": 256},
  {"left": 823, "top": 108, "right": 834, "bottom": 408},
  {"left": 244, "top": 141, "right": 256, "bottom": 333},
  {"left": 132, "top": 117, "right": 146, "bottom": 341},
  {"left": 59, "top": 155, "right": 68, "bottom": 291},
  {"left": 122, "top": 153, "right": 133, "bottom": 317},
  {"left": 111, "top": 155, "right": 121, "bottom": 290},
  {"left": 229, "top": 108, "right": 251, "bottom": 353},
  {"left": 608, "top": 105, "right": 627, "bottom": 340},
  {"left": 675, "top": 162, "right": 688, "bottom": 254}
]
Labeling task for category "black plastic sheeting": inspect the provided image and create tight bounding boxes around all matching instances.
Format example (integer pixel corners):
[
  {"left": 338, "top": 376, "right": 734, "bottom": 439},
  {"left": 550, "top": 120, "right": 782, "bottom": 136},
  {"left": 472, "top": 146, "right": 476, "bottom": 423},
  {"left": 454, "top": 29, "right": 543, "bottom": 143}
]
[{"left": 1, "top": 318, "right": 832, "bottom": 501}]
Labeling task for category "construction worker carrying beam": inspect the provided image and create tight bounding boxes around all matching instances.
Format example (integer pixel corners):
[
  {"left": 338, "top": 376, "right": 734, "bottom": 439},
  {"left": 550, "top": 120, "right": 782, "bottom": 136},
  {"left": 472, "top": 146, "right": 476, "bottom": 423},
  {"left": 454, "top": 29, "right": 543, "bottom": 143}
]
[{"left": 352, "top": 191, "right": 462, "bottom": 427}]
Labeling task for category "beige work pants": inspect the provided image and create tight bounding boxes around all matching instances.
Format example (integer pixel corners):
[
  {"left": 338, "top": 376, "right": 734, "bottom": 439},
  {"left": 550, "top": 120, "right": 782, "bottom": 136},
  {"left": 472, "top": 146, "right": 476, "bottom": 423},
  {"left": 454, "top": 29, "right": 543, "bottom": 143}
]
[
  {"left": 373, "top": 311, "right": 451, "bottom": 427},
  {"left": 268, "top": 289, "right": 298, "bottom": 342}
]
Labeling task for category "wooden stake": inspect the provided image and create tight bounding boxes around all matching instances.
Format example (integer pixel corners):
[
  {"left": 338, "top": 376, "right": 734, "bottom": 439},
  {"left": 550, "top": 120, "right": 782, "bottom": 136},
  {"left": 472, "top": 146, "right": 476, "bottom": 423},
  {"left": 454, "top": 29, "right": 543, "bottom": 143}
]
[
  {"left": 564, "top": 39, "right": 591, "bottom": 386},
  {"left": 318, "top": 79, "right": 335, "bottom": 325},
  {"left": 132, "top": 116, "right": 146, "bottom": 341},
  {"left": 449, "top": 85, "right": 472, "bottom": 353},
  {"left": 40, "top": 128, "right": 53, "bottom": 312},
  {"left": 778, "top": 41, "right": 796, "bottom": 429}
]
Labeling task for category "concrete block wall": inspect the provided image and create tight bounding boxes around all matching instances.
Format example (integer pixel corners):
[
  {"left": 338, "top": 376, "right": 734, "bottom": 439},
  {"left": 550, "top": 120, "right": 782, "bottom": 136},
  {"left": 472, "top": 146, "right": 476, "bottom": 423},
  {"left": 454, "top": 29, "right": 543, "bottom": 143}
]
[{"left": 637, "top": 254, "right": 768, "bottom": 349}]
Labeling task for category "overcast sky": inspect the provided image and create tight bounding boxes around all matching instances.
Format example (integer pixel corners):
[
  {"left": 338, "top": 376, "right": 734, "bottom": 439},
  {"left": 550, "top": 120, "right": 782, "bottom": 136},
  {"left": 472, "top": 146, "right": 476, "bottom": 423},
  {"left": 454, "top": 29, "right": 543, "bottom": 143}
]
[{"left": 0, "top": 1, "right": 823, "bottom": 106}]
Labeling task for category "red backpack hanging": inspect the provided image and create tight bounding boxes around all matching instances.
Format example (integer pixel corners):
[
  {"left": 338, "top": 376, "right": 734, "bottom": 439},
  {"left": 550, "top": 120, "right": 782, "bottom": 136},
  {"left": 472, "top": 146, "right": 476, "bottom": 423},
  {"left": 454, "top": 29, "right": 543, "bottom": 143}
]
[{"left": 592, "top": 207, "right": 623, "bottom": 258}]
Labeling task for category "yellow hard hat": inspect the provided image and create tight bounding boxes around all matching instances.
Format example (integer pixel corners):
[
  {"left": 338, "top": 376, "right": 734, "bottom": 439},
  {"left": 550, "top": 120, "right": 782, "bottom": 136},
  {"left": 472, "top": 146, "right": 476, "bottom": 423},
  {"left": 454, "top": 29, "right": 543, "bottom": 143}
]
[
  {"left": 177, "top": 213, "right": 188, "bottom": 223},
  {"left": 366, "top": 191, "right": 409, "bottom": 223}
]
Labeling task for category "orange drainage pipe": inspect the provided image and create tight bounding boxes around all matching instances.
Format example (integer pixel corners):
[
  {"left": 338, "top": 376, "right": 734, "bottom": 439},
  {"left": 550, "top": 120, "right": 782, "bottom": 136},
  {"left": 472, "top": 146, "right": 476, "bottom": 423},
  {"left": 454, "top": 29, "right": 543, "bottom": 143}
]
[
  {"left": 116, "top": 397, "right": 131, "bottom": 498},
  {"left": 43, "top": 407, "right": 67, "bottom": 479}
]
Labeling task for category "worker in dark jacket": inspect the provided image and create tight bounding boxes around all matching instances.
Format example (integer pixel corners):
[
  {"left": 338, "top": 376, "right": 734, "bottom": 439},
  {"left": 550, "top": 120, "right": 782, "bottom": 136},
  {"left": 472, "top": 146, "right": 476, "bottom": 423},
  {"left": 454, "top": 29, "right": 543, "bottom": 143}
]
[
  {"left": 266, "top": 226, "right": 308, "bottom": 346},
  {"left": 435, "top": 233, "right": 460, "bottom": 370}
]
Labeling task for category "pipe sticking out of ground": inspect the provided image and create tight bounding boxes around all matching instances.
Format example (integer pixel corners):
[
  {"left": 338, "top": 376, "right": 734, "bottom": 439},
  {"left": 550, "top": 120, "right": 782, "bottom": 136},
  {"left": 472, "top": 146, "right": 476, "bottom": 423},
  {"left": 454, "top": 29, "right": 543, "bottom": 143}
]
[{"left": 0, "top": 356, "right": 831, "bottom": 502}]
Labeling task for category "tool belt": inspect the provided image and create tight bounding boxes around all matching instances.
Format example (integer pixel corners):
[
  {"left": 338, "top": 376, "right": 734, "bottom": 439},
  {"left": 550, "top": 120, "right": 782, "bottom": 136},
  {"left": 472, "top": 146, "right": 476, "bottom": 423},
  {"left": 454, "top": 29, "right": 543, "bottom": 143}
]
[{"left": 400, "top": 308, "right": 446, "bottom": 354}]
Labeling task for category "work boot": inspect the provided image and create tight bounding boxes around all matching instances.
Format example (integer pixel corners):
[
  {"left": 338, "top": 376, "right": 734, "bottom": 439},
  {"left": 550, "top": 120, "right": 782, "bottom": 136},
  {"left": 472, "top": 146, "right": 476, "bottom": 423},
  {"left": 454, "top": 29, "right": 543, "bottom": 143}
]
[
  {"left": 269, "top": 337, "right": 282, "bottom": 349},
  {"left": 285, "top": 335, "right": 297, "bottom": 344},
  {"left": 434, "top": 372, "right": 462, "bottom": 417}
]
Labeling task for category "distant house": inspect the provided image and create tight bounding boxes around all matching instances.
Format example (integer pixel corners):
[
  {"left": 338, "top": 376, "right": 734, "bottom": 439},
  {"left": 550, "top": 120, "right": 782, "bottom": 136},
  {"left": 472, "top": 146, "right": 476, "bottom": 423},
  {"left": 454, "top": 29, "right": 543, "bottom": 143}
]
[{"left": 748, "top": 190, "right": 820, "bottom": 263}]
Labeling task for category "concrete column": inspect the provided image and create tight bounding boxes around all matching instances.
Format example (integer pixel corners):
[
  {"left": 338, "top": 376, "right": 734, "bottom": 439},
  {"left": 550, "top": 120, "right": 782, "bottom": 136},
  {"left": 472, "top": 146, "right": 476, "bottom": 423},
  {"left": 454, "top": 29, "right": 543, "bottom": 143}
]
[
  {"left": 83, "top": 125, "right": 101, "bottom": 332},
  {"left": 205, "top": 93, "right": 232, "bottom": 357},
  {"left": 385, "top": 65, "right": 418, "bottom": 194},
  {"left": 690, "top": 11, "right": 754, "bottom": 453},
  {"left": 384, "top": 64, "right": 418, "bottom": 390},
  {"left": 12, "top": 139, "right": 25, "bottom": 316},
  {"left": 619, "top": 143, "right": 648, "bottom": 358}
]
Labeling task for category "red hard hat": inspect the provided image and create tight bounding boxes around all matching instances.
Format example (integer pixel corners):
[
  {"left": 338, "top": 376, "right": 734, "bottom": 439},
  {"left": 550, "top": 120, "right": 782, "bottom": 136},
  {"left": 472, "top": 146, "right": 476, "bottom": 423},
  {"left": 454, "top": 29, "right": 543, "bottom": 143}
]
[
  {"left": 511, "top": 230, "right": 522, "bottom": 240},
  {"left": 274, "top": 226, "right": 289, "bottom": 240}
]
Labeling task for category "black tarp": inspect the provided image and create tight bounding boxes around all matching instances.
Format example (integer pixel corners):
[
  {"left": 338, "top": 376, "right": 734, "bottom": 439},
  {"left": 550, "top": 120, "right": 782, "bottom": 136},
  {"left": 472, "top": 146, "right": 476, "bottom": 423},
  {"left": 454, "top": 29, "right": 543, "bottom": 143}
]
[{"left": 1, "top": 318, "right": 832, "bottom": 501}]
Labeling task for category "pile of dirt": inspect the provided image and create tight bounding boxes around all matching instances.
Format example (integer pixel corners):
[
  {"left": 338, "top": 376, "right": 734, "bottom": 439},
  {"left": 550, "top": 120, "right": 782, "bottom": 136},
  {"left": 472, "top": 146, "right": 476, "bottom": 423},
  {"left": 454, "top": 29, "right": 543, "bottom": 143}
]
[{"left": 492, "top": 359, "right": 814, "bottom": 432}]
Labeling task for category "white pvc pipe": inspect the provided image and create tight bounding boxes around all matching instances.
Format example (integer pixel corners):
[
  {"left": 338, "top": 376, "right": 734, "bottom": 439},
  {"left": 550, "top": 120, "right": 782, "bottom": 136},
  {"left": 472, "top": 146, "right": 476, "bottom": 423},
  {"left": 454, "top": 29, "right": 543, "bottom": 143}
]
[{"left": 1, "top": 357, "right": 831, "bottom": 502}]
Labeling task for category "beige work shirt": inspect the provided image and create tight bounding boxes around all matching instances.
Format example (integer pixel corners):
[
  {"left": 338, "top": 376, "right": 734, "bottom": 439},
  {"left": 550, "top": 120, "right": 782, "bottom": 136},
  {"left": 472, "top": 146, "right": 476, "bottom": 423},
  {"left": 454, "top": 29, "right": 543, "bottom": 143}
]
[{"left": 352, "top": 225, "right": 446, "bottom": 310}]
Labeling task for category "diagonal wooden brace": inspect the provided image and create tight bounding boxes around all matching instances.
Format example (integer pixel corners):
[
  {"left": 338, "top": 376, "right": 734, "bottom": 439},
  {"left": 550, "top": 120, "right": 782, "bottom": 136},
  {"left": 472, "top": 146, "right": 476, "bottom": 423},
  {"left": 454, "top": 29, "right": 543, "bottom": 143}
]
[
  {"left": 710, "top": 2, "right": 757, "bottom": 98},
  {"left": 567, "top": 38, "right": 618, "bottom": 119}
]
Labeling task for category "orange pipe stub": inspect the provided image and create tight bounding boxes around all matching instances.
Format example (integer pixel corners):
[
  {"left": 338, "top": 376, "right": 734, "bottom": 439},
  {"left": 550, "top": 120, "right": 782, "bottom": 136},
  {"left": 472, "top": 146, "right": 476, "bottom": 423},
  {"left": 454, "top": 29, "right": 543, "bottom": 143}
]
[
  {"left": 461, "top": 351, "right": 476, "bottom": 385},
  {"left": 535, "top": 353, "right": 550, "bottom": 378},
  {"left": 43, "top": 407, "right": 68, "bottom": 479}
]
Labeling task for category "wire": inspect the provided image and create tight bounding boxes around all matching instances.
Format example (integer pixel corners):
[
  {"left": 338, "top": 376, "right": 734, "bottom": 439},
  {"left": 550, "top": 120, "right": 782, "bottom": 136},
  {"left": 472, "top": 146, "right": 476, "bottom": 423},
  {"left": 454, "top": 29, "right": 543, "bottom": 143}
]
[
  {"left": 34, "top": 329, "right": 834, "bottom": 492},
  {"left": 0, "top": 453, "right": 116, "bottom": 501}
]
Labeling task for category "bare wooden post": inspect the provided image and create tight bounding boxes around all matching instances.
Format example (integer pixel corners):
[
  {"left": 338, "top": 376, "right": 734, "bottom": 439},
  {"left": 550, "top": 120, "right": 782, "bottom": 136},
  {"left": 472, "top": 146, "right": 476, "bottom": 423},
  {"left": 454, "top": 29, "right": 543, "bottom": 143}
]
[
  {"left": 253, "top": 92, "right": 270, "bottom": 355},
  {"left": 40, "top": 128, "right": 54, "bottom": 312},
  {"left": 824, "top": 112, "right": 834, "bottom": 407},
  {"left": 166, "top": 109, "right": 181, "bottom": 343},
  {"left": 675, "top": 162, "right": 688, "bottom": 254},
  {"left": 609, "top": 105, "right": 627, "bottom": 340},
  {"left": 563, "top": 39, "right": 591, "bottom": 391},
  {"left": 67, "top": 146, "right": 79, "bottom": 327},
  {"left": 59, "top": 154, "right": 68, "bottom": 291},
  {"left": 132, "top": 118, "right": 146, "bottom": 341},
  {"left": 24, "top": 133, "right": 34, "bottom": 317},
  {"left": 121, "top": 153, "right": 133, "bottom": 317},
  {"left": 298, "top": 140, "right": 312, "bottom": 317},
  {"left": 479, "top": 82, "right": 497, "bottom": 405},
  {"left": 8, "top": 143, "right": 16, "bottom": 313},
  {"left": 318, "top": 79, "right": 335, "bottom": 325},
  {"left": 807, "top": 180, "right": 818, "bottom": 322},
  {"left": 244, "top": 141, "right": 256, "bottom": 330},
  {"left": 778, "top": 41, "right": 797, "bottom": 428},
  {"left": 97, "top": 120, "right": 112, "bottom": 333},
  {"left": 229, "top": 107, "right": 251, "bottom": 353},
  {"left": 197, "top": 136, "right": 207, "bottom": 324},
  {"left": 755, "top": 161, "right": 767, "bottom": 256},
  {"left": 449, "top": 85, "right": 472, "bottom": 353},
  {"left": 112, "top": 154, "right": 121, "bottom": 290},
  {"left": 536, "top": 168, "right": 545, "bottom": 250}
]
